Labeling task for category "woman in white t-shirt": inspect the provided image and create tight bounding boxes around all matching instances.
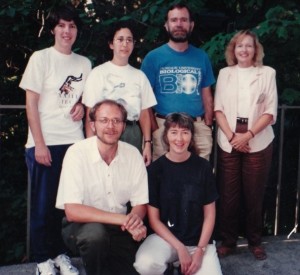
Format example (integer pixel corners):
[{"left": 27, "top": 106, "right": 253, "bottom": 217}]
[
  {"left": 19, "top": 4, "right": 91, "bottom": 265},
  {"left": 214, "top": 30, "right": 277, "bottom": 261},
  {"left": 83, "top": 21, "right": 157, "bottom": 166}
]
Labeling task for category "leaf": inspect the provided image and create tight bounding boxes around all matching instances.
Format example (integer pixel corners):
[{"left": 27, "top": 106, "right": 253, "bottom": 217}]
[
  {"left": 6, "top": 6, "right": 16, "bottom": 17},
  {"left": 142, "top": 13, "right": 149, "bottom": 22},
  {"left": 150, "top": 5, "right": 158, "bottom": 15}
]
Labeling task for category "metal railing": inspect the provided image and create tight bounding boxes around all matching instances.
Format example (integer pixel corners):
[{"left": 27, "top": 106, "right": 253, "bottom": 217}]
[{"left": 1, "top": 104, "right": 299, "bottom": 259}]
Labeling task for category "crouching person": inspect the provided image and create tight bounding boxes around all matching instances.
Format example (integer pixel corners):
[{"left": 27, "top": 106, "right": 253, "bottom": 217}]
[
  {"left": 134, "top": 113, "right": 222, "bottom": 275},
  {"left": 56, "top": 99, "right": 148, "bottom": 275}
]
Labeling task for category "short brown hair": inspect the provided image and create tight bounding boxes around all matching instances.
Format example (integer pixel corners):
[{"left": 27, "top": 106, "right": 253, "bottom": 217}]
[
  {"left": 162, "top": 112, "right": 199, "bottom": 155},
  {"left": 89, "top": 99, "right": 127, "bottom": 122}
]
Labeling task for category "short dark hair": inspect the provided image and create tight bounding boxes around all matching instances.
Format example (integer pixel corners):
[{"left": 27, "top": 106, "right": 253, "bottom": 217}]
[
  {"left": 46, "top": 3, "right": 82, "bottom": 31},
  {"left": 165, "top": 2, "right": 194, "bottom": 22},
  {"left": 162, "top": 112, "right": 198, "bottom": 155},
  {"left": 106, "top": 20, "right": 136, "bottom": 44},
  {"left": 89, "top": 99, "right": 128, "bottom": 122}
]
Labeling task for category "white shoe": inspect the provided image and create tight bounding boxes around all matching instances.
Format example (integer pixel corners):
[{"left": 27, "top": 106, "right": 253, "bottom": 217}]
[
  {"left": 54, "top": 254, "right": 79, "bottom": 275},
  {"left": 36, "top": 259, "right": 57, "bottom": 275}
]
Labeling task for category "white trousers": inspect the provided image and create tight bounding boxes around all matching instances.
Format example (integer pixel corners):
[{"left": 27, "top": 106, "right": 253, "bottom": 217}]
[{"left": 134, "top": 234, "right": 223, "bottom": 275}]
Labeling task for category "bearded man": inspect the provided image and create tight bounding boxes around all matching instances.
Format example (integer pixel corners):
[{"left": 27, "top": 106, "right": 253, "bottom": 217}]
[{"left": 141, "top": 2, "right": 215, "bottom": 161}]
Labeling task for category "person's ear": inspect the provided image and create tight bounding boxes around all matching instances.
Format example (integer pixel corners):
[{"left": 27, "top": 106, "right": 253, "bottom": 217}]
[
  {"left": 90, "top": 121, "right": 96, "bottom": 133},
  {"left": 190, "top": 21, "right": 195, "bottom": 32},
  {"left": 164, "top": 23, "right": 169, "bottom": 32}
]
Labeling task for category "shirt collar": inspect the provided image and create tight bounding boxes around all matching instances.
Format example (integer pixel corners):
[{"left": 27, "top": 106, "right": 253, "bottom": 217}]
[{"left": 89, "top": 137, "right": 126, "bottom": 164}]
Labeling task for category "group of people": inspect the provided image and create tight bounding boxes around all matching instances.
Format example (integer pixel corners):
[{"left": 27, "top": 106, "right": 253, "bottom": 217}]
[{"left": 19, "top": 2, "right": 277, "bottom": 275}]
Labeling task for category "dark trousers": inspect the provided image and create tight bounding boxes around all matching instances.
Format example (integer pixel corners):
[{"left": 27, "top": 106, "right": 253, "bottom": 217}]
[
  {"left": 62, "top": 220, "right": 139, "bottom": 275},
  {"left": 26, "top": 144, "right": 70, "bottom": 262},
  {"left": 217, "top": 123, "right": 273, "bottom": 247}
]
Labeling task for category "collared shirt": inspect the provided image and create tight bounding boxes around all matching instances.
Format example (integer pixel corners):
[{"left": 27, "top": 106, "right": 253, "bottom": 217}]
[
  {"left": 214, "top": 65, "right": 278, "bottom": 153},
  {"left": 56, "top": 136, "right": 148, "bottom": 213}
]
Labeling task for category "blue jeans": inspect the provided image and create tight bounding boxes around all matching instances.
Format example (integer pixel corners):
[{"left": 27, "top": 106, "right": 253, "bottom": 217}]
[{"left": 26, "top": 144, "right": 71, "bottom": 262}]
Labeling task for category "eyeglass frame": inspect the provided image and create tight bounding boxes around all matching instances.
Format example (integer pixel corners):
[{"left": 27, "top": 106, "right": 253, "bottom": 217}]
[
  {"left": 113, "top": 36, "right": 136, "bottom": 44},
  {"left": 94, "top": 117, "right": 125, "bottom": 126}
]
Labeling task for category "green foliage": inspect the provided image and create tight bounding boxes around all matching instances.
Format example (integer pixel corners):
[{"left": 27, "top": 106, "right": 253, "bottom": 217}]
[
  {"left": 202, "top": 5, "right": 300, "bottom": 104},
  {"left": 0, "top": 111, "right": 28, "bottom": 264},
  {"left": 0, "top": 0, "right": 300, "bottom": 265}
]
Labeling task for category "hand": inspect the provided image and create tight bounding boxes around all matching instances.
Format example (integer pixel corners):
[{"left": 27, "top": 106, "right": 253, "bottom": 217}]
[
  {"left": 177, "top": 245, "right": 192, "bottom": 275},
  {"left": 230, "top": 132, "right": 251, "bottom": 152},
  {"left": 70, "top": 103, "right": 84, "bottom": 121},
  {"left": 186, "top": 248, "right": 204, "bottom": 275},
  {"left": 35, "top": 144, "right": 52, "bottom": 166},
  {"left": 143, "top": 143, "right": 152, "bottom": 166},
  {"left": 122, "top": 213, "right": 144, "bottom": 231},
  {"left": 128, "top": 225, "right": 147, "bottom": 241}
]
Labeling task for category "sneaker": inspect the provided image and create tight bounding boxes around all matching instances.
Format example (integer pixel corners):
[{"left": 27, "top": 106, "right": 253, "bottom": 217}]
[
  {"left": 54, "top": 254, "right": 79, "bottom": 275},
  {"left": 36, "top": 259, "right": 57, "bottom": 275}
]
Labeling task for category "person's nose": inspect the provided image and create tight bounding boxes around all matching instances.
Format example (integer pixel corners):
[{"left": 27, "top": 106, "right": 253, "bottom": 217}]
[
  {"left": 177, "top": 133, "right": 183, "bottom": 141},
  {"left": 64, "top": 26, "right": 72, "bottom": 33},
  {"left": 106, "top": 120, "right": 114, "bottom": 128}
]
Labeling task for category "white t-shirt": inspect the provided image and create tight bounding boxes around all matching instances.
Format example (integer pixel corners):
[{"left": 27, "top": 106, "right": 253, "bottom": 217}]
[
  {"left": 82, "top": 61, "right": 157, "bottom": 121},
  {"left": 56, "top": 137, "right": 149, "bottom": 213},
  {"left": 19, "top": 47, "right": 92, "bottom": 148}
]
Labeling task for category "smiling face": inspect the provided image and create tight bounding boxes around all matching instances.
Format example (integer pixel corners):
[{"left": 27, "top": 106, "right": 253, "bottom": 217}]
[
  {"left": 166, "top": 125, "right": 192, "bottom": 157},
  {"left": 234, "top": 34, "right": 256, "bottom": 67},
  {"left": 165, "top": 7, "right": 194, "bottom": 43},
  {"left": 90, "top": 103, "right": 126, "bottom": 146},
  {"left": 110, "top": 28, "right": 134, "bottom": 65},
  {"left": 53, "top": 19, "right": 77, "bottom": 54}
]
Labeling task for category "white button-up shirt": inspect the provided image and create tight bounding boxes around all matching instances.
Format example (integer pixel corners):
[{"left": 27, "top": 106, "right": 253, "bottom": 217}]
[{"left": 56, "top": 136, "right": 148, "bottom": 213}]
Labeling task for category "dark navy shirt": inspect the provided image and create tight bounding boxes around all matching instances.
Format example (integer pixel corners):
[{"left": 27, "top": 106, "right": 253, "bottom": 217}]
[{"left": 147, "top": 153, "right": 218, "bottom": 246}]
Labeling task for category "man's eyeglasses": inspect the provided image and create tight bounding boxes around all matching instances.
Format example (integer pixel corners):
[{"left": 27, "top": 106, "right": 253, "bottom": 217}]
[
  {"left": 95, "top": 118, "right": 124, "bottom": 126},
  {"left": 114, "top": 37, "right": 135, "bottom": 44}
]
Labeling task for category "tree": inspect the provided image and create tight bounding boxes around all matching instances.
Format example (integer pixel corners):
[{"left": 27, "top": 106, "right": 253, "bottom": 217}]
[{"left": 0, "top": 0, "right": 299, "bottom": 264}]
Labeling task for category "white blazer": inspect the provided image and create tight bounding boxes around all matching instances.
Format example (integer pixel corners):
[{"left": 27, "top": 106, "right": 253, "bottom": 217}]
[{"left": 214, "top": 65, "right": 278, "bottom": 153}]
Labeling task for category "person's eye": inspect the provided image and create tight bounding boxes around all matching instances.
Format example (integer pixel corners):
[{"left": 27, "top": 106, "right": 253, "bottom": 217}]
[
  {"left": 100, "top": 118, "right": 108, "bottom": 124},
  {"left": 112, "top": 119, "right": 121, "bottom": 124}
]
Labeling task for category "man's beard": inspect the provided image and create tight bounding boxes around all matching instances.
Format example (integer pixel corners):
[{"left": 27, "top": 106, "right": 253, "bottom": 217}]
[{"left": 167, "top": 29, "right": 191, "bottom": 43}]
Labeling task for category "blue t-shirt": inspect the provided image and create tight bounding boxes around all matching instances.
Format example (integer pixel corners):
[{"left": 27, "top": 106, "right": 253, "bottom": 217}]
[{"left": 141, "top": 44, "right": 215, "bottom": 117}]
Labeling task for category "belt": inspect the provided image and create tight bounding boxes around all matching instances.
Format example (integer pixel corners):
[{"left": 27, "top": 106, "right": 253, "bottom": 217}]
[
  {"left": 155, "top": 113, "right": 203, "bottom": 122},
  {"left": 237, "top": 117, "right": 248, "bottom": 124},
  {"left": 126, "top": 120, "right": 139, "bottom": 126}
]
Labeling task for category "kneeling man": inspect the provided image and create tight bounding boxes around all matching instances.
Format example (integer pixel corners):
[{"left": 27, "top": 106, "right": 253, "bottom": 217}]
[{"left": 56, "top": 99, "right": 148, "bottom": 275}]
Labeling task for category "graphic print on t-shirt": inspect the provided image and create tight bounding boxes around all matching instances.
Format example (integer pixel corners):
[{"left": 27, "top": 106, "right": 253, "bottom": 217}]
[
  {"left": 102, "top": 73, "right": 140, "bottom": 121},
  {"left": 158, "top": 66, "right": 202, "bottom": 95},
  {"left": 58, "top": 74, "right": 83, "bottom": 116}
]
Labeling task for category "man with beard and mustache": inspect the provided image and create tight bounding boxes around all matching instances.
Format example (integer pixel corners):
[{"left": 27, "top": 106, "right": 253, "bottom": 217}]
[{"left": 141, "top": 2, "right": 215, "bottom": 161}]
